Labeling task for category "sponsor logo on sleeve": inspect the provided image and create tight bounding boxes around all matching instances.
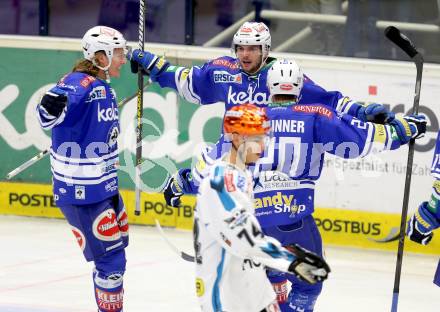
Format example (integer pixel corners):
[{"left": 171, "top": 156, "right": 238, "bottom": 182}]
[{"left": 80, "top": 76, "right": 96, "bottom": 88}]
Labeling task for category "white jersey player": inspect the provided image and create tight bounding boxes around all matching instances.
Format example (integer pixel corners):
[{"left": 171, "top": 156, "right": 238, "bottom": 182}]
[{"left": 194, "top": 104, "right": 330, "bottom": 312}]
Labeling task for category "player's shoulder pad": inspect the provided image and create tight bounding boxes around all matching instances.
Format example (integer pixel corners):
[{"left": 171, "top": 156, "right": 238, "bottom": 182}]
[
  {"left": 58, "top": 72, "right": 97, "bottom": 94},
  {"left": 292, "top": 104, "right": 334, "bottom": 119},
  {"left": 208, "top": 56, "right": 240, "bottom": 71},
  {"left": 209, "top": 163, "right": 248, "bottom": 193}
]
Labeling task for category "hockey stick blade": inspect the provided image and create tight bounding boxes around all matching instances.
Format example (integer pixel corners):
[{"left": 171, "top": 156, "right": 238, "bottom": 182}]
[
  {"left": 154, "top": 219, "right": 197, "bottom": 263},
  {"left": 367, "top": 227, "right": 400, "bottom": 243},
  {"left": 384, "top": 26, "right": 418, "bottom": 58}
]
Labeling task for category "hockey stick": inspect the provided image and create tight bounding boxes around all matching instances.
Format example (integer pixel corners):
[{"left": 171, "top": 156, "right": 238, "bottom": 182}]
[
  {"left": 384, "top": 26, "right": 424, "bottom": 312},
  {"left": 134, "top": 0, "right": 146, "bottom": 216},
  {"left": 5, "top": 82, "right": 151, "bottom": 180},
  {"left": 154, "top": 219, "right": 198, "bottom": 263}
]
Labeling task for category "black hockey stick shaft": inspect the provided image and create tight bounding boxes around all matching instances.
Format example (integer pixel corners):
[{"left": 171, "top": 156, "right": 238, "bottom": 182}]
[
  {"left": 135, "top": 0, "right": 146, "bottom": 216},
  {"left": 5, "top": 83, "right": 150, "bottom": 180},
  {"left": 385, "top": 26, "right": 424, "bottom": 312}
]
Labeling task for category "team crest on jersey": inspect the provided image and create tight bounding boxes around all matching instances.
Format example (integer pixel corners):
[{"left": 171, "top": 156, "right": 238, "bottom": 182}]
[
  {"left": 293, "top": 105, "right": 333, "bottom": 118},
  {"left": 93, "top": 209, "right": 121, "bottom": 241},
  {"left": 213, "top": 71, "right": 242, "bottom": 84},
  {"left": 75, "top": 185, "right": 85, "bottom": 200},
  {"left": 106, "top": 124, "right": 119, "bottom": 147},
  {"left": 71, "top": 225, "right": 86, "bottom": 251},
  {"left": 86, "top": 86, "right": 106, "bottom": 102}
]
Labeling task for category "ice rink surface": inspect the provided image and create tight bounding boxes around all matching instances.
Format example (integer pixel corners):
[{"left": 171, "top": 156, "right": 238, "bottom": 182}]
[{"left": 0, "top": 215, "right": 438, "bottom": 312}]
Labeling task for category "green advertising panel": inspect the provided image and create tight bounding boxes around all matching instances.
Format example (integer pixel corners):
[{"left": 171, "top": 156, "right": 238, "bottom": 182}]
[{"left": 0, "top": 47, "right": 223, "bottom": 190}]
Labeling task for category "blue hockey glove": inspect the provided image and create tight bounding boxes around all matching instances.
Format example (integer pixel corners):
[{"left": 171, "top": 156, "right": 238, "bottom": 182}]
[
  {"left": 356, "top": 103, "right": 395, "bottom": 124},
  {"left": 390, "top": 114, "right": 427, "bottom": 144},
  {"left": 126, "top": 49, "right": 168, "bottom": 78},
  {"left": 286, "top": 244, "right": 330, "bottom": 284},
  {"left": 163, "top": 169, "right": 195, "bottom": 207},
  {"left": 407, "top": 202, "right": 440, "bottom": 245},
  {"left": 40, "top": 91, "right": 68, "bottom": 117}
]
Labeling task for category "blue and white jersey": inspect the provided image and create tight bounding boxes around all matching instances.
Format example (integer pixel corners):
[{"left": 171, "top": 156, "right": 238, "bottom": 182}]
[
  {"left": 155, "top": 56, "right": 358, "bottom": 114},
  {"left": 37, "top": 72, "right": 120, "bottom": 205},
  {"left": 251, "top": 104, "right": 403, "bottom": 228},
  {"left": 159, "top": 56, "right": 363, "bottom": 188}
]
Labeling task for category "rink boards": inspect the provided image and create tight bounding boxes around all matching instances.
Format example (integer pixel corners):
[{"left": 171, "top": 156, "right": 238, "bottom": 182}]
[
  {"left": 1, "top": 181, "right": 438, "bottom": 256},
  {"left": 1, "top": 36, "right": 440, "bottom": 256}
]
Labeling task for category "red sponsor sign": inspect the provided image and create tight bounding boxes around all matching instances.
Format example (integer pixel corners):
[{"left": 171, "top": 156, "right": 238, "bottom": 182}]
[
  {"left": 224, "top": 171, "right": 236, "bottom": 192},
  {"left": 240, "top": 27, "right": 252, "bottom": 33},
  {"left": 293, "top": 105, "right": 333, "bottom": 118},
  {"left": 93, "top": 209, "right": 121, "bottom": 241}
]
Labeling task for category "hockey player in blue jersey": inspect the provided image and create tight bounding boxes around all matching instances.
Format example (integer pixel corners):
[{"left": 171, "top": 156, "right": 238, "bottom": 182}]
[
  {"left": 407, "top": 130, "right": 440, "bottom": 287},
  {"left": 36, "top": 26, "right": 128, "bottom": 312},
  {"left": 249, "top": 59, "right": 426, "bottom": 312},
  {"left": 126, "top": 21, "right": 396, "bottom": 207}
]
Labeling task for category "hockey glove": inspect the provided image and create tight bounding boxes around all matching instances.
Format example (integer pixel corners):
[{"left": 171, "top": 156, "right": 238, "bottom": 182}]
[
  {"left": 126, "top": 49, "right": 168, "bottom": 79},
  {"left": 407, "top": 201, "right": 440, "bottom": 245},
  {"left": 286, "top": 244, "right": 330, "bottom": 284},
  {"left": 163, "top": 169, "right": 195, "bottom": 207},
  {"left": 390, "top": 114, "right": 427, "bottom": 144},
  {"left": 40, "top": 91, "right": 68, "bottom": 118},
  {"left": 356, "top": 103, "right": 395, "bottom": 124}
]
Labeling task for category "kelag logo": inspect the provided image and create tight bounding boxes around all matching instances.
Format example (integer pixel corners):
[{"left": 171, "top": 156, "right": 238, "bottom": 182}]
[{"left": 315, "top": 217, "right": 381, "bottom": 236}]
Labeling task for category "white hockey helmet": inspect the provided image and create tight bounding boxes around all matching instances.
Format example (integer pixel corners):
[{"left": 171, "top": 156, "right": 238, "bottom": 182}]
[
  {"left": 81, "top": 26, "right": 126, "bottom": 71},
  {"left": 267, "top": 59, "right": 304, "bottom": 101},
  {"left": 232, "top": 22, "right": 271, "bottom": 60}
]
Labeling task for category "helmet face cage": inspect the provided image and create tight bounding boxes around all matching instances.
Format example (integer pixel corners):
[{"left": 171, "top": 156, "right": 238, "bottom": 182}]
[
  {"left": 81, "top": 26, "right": 127, "bottom": 71},
  {"left": 223, "top": 104, "right": 271, "bottom": 136},
  {"left": 232, "top": 22, "right": 271, "bottom": 61},
  {"left": 267, "top": 59, "right": 304, "bottom": 101}
]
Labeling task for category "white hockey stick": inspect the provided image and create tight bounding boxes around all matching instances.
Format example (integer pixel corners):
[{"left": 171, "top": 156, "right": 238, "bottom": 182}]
[{"left": 154, "top": 219, "right": 197, "bottom": 263}]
